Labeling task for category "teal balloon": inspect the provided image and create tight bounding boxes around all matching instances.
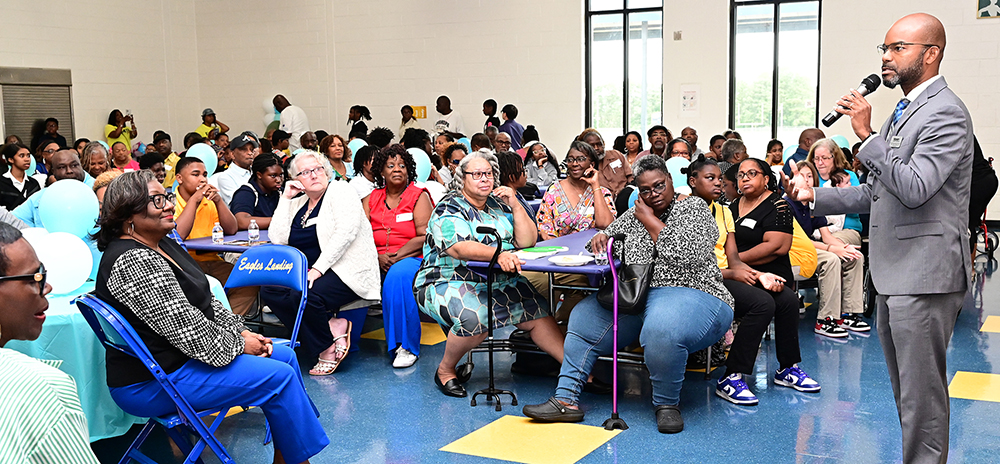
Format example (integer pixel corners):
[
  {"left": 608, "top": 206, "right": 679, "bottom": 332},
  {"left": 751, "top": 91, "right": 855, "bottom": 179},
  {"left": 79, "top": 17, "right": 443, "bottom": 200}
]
[
  {"left": 97, "top": 140, "right": 109, "bottom": 151},
  {"left": 186, "top": 143, "right": 218, "bottom": 174},
  {"left": 628, "top": 189, "right": 638, "bottom": 209},
  {"left": 28, "top": 155, "right": 36, "bottom": 175},
  {"left": 347, "top": 138, "right": 367, "bottom": 157},
  {"left": 86, "top": 238, "right": 101, "bottom": 281},
  {"left": 831, "top": 135, "right": 850, "bottom": 149},
  {"left": 783, "top": 145, "right": 798, "bottom": 162},
  {"left": 38, "top": 180, "right": 99, "bottom": 238},
  {"left": 458, "top": 137, "right": 471, "bottom": 152},
  {"left": 408, "top": 148, "right": 431, "bottom": 183},
  {"left": 665, "top": 157, "right": 689, "bottom": 188}
]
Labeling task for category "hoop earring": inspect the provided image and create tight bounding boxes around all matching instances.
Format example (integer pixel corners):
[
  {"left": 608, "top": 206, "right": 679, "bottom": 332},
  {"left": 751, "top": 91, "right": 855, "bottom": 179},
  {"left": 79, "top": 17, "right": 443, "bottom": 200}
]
[{"left": 128, "top": 222, "right": 135, "bottom": 235}]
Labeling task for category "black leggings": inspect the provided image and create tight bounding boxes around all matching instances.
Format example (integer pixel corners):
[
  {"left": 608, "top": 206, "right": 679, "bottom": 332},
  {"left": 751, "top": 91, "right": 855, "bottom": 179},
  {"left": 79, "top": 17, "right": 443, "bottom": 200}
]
[{"left": 722, "top": 279, "right": 801, "bottom": 375}]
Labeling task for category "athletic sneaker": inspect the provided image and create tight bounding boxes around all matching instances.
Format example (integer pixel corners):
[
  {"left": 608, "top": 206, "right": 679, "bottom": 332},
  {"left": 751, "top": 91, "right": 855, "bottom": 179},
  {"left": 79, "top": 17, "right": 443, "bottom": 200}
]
[
  {"left": 774, "top": 365, "right": 821, "bottom": 393},
  {"left": 815, "top": 317, "right": 849, "bottom": 338},
  {"left": 716, "top": 373, "right": 759, "bottom": 405},
  {"left": 838, "top": 314, "right": 871, "bottom": 332},
  {"left": 393, "top": 348, "right": 418, "bottom": 368}
]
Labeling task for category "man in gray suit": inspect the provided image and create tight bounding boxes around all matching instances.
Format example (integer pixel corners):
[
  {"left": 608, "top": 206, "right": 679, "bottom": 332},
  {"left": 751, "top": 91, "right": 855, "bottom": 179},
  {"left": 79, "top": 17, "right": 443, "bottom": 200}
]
[{"left": 789, "top": 13, "right": 972, "bottom": 464}]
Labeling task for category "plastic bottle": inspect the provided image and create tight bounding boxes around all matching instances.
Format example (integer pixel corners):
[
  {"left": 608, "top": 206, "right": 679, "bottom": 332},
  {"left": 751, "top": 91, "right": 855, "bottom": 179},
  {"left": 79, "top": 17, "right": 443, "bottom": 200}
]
[
  {"left": 212, "top": 222, "right": 224, "bottom": 244},
  {"left": 248, "top": 219, "right": 260, "bottom": 244}
]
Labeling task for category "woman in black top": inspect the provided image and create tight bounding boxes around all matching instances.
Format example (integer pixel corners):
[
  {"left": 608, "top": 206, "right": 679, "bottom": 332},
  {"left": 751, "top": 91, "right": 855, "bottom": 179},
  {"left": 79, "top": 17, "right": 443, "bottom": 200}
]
[
  {"left": 0, "top": 143, "right": 41, "bottom": 210},
  {"left": 94, "top": 170, "right": 328, "bottom": 464},
  {"left": 729, "top": 158, "right": 821, "bottom": 394}
]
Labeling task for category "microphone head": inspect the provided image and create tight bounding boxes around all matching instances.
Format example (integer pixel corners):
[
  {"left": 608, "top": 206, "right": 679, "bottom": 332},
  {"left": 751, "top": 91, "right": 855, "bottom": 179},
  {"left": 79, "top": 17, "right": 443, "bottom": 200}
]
[{"left": 861, "top": 74, "right": 882, "bottom": 93}]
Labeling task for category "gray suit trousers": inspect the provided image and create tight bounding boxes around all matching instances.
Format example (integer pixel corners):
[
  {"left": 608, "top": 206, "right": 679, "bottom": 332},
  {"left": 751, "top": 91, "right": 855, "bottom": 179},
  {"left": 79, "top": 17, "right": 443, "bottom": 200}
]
[{"left": 876, "top": 291, "right": 965, "bottom": 464}]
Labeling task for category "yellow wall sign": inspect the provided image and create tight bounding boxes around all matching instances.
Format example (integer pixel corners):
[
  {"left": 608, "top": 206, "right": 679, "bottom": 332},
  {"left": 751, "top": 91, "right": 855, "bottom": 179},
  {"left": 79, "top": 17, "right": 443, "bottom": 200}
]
[
  {"left": 238, "top": 257, "right": 294, "bottom": 274},
  {"left": 412, "top": 106, "right": 427, "bottom": 119}
]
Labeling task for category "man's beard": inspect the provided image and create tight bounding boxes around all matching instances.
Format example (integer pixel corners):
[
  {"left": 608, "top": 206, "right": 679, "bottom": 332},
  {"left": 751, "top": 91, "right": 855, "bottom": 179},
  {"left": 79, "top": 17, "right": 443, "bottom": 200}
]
[{"left": 883, "top": 57, "right": 924, "bottom": 89}]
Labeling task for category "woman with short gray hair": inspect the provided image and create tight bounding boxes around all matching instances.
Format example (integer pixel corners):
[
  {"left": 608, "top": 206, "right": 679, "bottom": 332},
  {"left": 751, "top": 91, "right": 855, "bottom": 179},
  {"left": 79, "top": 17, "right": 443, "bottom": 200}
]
[
  {"left": 80, "top": 141, "right": 110, "bottom": 178},
  {"left": 415, "top": 150, "right": 564, "bottom": 399}
]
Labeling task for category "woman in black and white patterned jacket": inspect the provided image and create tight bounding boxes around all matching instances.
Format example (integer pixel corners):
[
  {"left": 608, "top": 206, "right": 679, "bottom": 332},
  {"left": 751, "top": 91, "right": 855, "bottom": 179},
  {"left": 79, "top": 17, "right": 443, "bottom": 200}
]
[
  {"left": 94, "top": 170, "right": 328, "bottom": 464},
  {"left": 523, "top": 155, "right": 734, "bottom": 434}
]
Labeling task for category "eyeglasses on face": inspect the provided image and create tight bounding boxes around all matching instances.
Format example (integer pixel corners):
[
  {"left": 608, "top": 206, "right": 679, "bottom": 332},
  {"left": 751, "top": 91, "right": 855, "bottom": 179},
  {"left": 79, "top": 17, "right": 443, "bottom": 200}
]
[
  {"left": 877, "top": 41, "right": 939, "bottom": 56},
  {"left": 638, "top": 182, "right": 668, "bottom": 197},
  {"left": 464, "top": 170, "right": 494, "bottom": 180},
  {"left": 566, "top": 156, "right": 589, "bottom": 164},
  {"left": 670, "top": 150, "right": 690, "bottom": 156},
  {"left": 148, "top": 192, "right": 176, "bottom": 209},
  {"left": 814, "top": 155, "right": 834, "bottom": 162},
  {"left": 736, "top": 170, "right": 761, "bottom": 180},
  {"left": 296, "top": 167, "right": 324, "bottom": 178},
  {"left": 0, "top": 263, "right": 47, "bottom": 295},
  {"left": 451, "top": 159, "right": 461, "bottom": 165}
]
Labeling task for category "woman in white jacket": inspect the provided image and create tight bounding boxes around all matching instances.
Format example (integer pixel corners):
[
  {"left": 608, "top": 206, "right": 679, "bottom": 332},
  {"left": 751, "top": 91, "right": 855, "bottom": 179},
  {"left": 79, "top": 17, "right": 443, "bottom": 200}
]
[{"left": 263, "top": 151, "right": 381, "bottom": 376}]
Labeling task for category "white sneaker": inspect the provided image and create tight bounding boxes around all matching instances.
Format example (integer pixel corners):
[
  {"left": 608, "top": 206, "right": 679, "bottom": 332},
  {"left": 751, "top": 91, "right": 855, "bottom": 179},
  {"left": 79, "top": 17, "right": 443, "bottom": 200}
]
[{"left": 392, "top": 348, "right": 418, "bottom": 368}]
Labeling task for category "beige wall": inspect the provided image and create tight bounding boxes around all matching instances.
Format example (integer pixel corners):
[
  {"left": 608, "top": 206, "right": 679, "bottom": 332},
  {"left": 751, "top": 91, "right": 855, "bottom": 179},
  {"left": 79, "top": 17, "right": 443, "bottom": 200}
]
[{"left": 0, "top": 0, "right": 201, "bottom": 146}]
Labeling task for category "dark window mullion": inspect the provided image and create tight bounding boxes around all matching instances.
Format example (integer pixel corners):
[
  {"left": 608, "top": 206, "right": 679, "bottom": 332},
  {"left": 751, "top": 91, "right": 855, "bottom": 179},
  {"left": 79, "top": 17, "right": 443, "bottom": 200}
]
[{"left": 771, "top": 3, "right": 780, "bottom": 139}]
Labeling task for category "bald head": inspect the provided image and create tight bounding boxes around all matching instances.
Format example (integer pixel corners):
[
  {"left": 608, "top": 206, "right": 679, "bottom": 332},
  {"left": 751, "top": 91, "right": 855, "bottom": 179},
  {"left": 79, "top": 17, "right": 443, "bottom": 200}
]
[
  {"left": 799, "top": 128, "right": 826, "bottom": 150},
  {"left": 272, "top": 95, "right": 290, "bottom": 112},
  {"left": 50, "top": 149, "right": 85, "bottom": 182},
  {"left": 882, "top": 14, "right": 946, "bottom": 93},
  {"left": 891, "top": 13, "right": 946, "bottom": 52}
]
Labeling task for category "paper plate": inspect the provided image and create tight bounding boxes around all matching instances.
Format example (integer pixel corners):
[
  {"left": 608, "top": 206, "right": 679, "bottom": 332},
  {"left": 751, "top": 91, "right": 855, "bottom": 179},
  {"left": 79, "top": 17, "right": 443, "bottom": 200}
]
[{"left": 548, "top": 255, "right": 594, "bottom": 266}]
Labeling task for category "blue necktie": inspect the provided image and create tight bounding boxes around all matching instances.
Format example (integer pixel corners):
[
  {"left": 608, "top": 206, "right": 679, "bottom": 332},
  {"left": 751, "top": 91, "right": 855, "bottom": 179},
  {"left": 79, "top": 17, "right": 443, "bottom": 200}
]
[{"left": 892, "top": 98, "right": 910, "bottom": 126}]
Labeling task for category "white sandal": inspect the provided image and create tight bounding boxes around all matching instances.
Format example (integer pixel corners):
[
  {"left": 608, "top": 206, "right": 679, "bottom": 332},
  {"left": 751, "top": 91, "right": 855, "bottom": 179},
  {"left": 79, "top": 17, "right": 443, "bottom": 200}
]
[{"left": 309, "top": 321, "right": 352, "bottom": 376}]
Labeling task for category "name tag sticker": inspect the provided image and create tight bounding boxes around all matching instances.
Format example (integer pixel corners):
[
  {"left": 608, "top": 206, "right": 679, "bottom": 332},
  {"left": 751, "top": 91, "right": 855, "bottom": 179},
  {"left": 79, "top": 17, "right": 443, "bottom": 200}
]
[
  {"left": 304, "top": 218, "right": 319, "bottom": 228},
  {"left": 741, "top": 218, "right": 757, "bottom": 229},
  {"left": 609, "top": 159, "right": 622, "bottom": 169},
  {"left": 396, "top": 212, "right": 413, "bottom": 222},
  {"left": 890, "top": 136, "right": 903, "bottom": 148}
]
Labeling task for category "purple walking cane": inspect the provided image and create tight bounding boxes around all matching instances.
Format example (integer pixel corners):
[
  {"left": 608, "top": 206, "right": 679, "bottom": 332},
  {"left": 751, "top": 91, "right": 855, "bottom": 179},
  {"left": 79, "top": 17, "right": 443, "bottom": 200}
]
[{"left": 602, "top": 235, "right": 628, "bottom": 431}]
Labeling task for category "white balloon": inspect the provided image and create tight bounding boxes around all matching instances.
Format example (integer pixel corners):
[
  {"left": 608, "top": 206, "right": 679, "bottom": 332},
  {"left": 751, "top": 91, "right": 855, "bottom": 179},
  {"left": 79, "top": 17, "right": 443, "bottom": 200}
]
[
  {"left": 263, "top": 113, "right": 276, "bottom": 127},
  {"left": 262, "top": 98, "right": 275, "bottom": 114},
  {"left": 20, "top": 227, "right": 49, "bottom": 245},
  {"left": 39, "top": 232, "right": 93, "bottom": 295}
]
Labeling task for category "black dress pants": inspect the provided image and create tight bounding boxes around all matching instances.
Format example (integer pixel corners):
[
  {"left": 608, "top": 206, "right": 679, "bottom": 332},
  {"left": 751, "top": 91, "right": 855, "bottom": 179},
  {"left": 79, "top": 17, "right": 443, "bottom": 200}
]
[{"left": 723, "top": 279, "right": 801, "bottom": 375}]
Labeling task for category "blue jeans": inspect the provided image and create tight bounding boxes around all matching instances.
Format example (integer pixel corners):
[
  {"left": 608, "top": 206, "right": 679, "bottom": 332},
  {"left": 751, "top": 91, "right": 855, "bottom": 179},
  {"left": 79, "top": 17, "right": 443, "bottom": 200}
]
[{"left": 555, "top": 286, "right": 733, "bottom": 407}]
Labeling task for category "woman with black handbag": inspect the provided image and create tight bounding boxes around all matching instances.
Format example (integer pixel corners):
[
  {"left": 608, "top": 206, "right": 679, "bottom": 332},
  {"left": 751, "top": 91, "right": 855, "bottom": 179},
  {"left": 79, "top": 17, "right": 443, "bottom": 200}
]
[{"left": 522, "top": 155, "right": 733, "bottom": 434}]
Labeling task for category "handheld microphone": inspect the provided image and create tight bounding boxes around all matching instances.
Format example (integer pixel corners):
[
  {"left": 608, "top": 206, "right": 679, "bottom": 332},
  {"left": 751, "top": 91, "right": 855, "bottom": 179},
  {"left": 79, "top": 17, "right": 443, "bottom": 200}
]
[{"left": 821, "top": 74, "right": 882, "bottom": 127}]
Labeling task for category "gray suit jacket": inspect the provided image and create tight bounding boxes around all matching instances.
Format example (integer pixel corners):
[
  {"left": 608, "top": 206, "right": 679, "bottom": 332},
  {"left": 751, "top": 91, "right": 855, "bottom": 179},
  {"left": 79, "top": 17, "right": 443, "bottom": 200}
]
[{"left": 814, "top": 77, "right": 973, "bottom": 296}]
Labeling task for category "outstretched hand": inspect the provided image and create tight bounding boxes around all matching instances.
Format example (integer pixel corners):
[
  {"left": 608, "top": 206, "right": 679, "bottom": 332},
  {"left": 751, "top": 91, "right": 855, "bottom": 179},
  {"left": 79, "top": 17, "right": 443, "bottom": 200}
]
[{"left": 787, "top": 162, "right": 814, "bottom": 203}]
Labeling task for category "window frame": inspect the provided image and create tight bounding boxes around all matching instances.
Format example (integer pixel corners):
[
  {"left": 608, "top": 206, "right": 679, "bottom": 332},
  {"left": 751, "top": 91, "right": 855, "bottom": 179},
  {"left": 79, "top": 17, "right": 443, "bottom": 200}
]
[
  {"left": 727, "top": 0, "right": 822, "bottom": 138},
  {"left": 584, "top": 1, "right": 663, "bottom": 134}
]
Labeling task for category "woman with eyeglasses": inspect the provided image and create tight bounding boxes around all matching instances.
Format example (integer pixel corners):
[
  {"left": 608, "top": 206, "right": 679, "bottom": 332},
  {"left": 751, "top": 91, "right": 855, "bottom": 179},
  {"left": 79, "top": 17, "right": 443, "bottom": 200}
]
[
  {"left": 0, "top": 223, "right": 101, "bottom": 464},
  {"left": 0, "top": 143, "right": 42, "bottom": 210},
  {"left": 523, "top": 155, "right": 733, "bottom": 433},
  {"left": 93, "top": 171, "right": 328, "bottom": 464},
  {"left": 524, "top": 141, "right": 560, "bottom": 191},
  {"left": 415, "top": 150, "right": 564, "bottom": 398},
  {"left": 362, "top": 144, "right": 433, "bottom": 369},
  {"left": 729, "top": 158, "right": 822, "bottom": 394},
  {"left": 529, "top": 141, "right": 616, "bottom": 322},
  {"left": 262, "top": 151, "right": 380, "bottom": 376}
]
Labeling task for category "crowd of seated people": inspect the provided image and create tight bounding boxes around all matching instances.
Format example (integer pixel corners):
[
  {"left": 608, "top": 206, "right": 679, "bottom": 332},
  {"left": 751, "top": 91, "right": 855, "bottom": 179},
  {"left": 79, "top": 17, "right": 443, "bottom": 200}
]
[{"left": 5, "top": 100, "right": 936, "bottom": 460}]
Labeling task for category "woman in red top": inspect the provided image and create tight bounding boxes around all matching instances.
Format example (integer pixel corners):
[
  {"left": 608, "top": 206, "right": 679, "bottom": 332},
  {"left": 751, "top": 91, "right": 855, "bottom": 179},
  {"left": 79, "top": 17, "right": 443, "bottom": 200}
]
[{"left": 363, "top": 143, "right": 433, "bottom": 368}]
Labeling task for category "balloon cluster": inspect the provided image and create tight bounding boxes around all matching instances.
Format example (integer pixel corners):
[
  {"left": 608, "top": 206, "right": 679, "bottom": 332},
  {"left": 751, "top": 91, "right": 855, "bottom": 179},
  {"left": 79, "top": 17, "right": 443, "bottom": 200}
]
[
  {"left": 31, "top": 179, "right": 103, "bottom": 295},
  {"left": 262, "top": 98, "right": 279, "bottom": 129}
]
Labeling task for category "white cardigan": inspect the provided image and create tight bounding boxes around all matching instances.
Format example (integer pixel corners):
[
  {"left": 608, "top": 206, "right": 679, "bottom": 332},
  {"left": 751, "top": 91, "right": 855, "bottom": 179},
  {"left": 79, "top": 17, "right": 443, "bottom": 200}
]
[{"left": 269, "top": 181, "right": 381, "bottom": 301}]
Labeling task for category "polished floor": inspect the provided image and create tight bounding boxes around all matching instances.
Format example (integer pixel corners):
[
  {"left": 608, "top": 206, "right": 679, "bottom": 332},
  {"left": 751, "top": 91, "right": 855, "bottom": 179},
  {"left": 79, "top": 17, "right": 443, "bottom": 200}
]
[{"left": 92, "top": 257, "right": 1000, "bottom": 464}]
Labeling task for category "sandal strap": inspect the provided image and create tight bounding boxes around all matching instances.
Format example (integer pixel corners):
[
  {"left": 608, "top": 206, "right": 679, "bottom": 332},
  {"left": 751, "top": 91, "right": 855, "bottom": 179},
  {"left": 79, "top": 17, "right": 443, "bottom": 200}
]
[{"left": 331, "top": 333, "right": 350, "bottom": 342}]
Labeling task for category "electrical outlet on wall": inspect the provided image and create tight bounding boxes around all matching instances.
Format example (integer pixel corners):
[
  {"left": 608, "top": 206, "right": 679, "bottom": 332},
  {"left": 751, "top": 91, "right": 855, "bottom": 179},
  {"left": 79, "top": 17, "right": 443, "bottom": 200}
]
[{"left": 673, "top": 31, "right": 682, "bottom": 40}]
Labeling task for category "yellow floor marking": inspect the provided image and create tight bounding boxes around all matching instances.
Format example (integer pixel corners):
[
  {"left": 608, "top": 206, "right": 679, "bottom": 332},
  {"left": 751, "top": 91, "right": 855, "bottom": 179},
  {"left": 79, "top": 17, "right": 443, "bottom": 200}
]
[
  {"left": 361, "top": 322, "right": 448, "bottom": 345},
  {"left": 980, "top": 315, "right": 1000, "bottom": 333},
  {"left": 950, "top": 371, "right": 1000, "bottom": 402},
  {"left": 441, "top": 415, "right": 620, "bottom": 464}
]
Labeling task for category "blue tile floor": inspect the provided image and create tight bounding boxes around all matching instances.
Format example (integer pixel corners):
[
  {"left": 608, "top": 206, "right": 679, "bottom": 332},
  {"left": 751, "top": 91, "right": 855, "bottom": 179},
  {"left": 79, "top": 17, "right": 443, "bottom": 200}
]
[{"left": 91, "top": 257, "right": 1000, "bottom": 463}]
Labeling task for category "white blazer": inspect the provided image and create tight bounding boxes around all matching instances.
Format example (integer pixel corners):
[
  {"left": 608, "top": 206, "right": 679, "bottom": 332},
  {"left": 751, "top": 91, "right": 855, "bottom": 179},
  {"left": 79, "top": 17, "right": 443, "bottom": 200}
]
[{"left": 269, "top": 180, "right": 381, "bottom": 301}]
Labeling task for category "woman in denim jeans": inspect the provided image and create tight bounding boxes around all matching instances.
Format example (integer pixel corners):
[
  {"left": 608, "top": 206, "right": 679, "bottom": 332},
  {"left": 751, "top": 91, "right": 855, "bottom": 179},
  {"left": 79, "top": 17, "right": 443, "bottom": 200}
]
[{"left": 522, "top": 155, "right": 734, "bottom": 434}]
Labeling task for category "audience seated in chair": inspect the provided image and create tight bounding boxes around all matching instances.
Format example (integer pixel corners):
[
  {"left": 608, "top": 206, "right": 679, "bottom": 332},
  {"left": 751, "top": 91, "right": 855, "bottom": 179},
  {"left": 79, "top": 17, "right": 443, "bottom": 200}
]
[
  {"left": 230, "top": 152, "right": 283, "bottom": 230},
  {"left": 92, "top": 170, "right": 327, "bottom": 464}
]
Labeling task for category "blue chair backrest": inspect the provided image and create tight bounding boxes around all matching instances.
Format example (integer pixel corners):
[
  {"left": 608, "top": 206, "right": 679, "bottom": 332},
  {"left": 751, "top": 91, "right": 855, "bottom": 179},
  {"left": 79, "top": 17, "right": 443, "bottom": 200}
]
[
  {"left": 167, "top": 229, "right": 188, "bottom": 251},
  {"left": 225, "top": 244, "right": 308, "bottom": 293}
]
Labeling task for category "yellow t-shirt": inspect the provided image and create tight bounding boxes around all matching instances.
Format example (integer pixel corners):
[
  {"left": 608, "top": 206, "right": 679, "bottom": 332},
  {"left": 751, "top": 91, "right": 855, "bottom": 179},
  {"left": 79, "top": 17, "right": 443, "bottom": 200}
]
[
  {"left": 174, "top": 194, "right": 222, "bottom": 262},
  {"left": 104, "top": 124, "right": 132, "bottom": 152},
  {"left": 194, "top": 124, "right": 219, "bottom": 138},
  {"left": 710, "top": 202, "right": 735, "bottom": 269},
  {"left": 788, "top": 220, "right": 818, "bottom": 278},
  {"left": 162, "top": 153, "right": 180, "bottom": 189}
]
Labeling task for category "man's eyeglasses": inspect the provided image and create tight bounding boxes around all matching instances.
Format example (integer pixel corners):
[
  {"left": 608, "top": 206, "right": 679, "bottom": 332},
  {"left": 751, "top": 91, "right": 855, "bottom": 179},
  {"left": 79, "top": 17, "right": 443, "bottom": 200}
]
[
  {"left": 148, "top": 192, "right": 176, "bottom": 209},
  {"left": 877, "top": 41, "right": 939, "bottom": 56},
  {"left": 638, "top": 182, "right": 668, "bottom": 197},
  {"left": 566, "top": 156, "right": 589, "bottom": 164},
  {"left": 296, "top": 167, "right": 324, "bottom": 178},
  {"left": 496, "top": 140, "right": 512, "bottom": 146},
  {"left": 0, "top": 264, "right": 47, "bottom": 295},
  {"left": 451, "top": 159, "right": 461, "bottom": 165},
  {"left": 736, "top": 170, "right": 761, "bottom": 180}
]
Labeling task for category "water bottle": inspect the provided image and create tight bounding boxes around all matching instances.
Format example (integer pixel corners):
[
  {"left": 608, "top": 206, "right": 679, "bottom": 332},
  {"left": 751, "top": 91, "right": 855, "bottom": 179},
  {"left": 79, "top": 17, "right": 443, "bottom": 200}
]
[
  {"left": 248, "top": 220, "right": 260, "bottom": 244},
  {"left": 212, "top": 222, "right": 224, "bottom": 244}
]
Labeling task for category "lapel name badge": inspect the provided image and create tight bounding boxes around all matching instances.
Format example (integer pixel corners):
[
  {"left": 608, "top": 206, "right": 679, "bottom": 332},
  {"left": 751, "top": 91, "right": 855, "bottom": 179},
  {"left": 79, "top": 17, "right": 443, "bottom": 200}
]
[{"left": 889, "top": 136, "right": 903, "bottom": 148}]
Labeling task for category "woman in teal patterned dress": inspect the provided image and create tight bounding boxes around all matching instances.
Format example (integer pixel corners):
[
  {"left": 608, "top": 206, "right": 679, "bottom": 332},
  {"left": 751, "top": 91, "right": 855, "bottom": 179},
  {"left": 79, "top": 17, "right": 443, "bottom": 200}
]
[{"left": 415, "top": 151, "right": 565, "bottom": 398}]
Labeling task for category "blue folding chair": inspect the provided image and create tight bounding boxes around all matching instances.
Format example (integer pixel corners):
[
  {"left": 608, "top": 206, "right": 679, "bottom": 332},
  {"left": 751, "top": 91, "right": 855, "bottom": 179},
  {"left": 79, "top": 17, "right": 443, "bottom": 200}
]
[
  {"left": 74, "top": 293, "right": 236, "bottom": 464},
  {"left": 224, "top": 244, "right": 309, "bottom": 349}
]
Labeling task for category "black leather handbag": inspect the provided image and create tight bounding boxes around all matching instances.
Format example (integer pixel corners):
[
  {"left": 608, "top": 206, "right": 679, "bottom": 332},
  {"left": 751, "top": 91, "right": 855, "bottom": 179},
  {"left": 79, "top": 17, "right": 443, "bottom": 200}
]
[{"left": 596, "top": 239, "right": 656, "bottom": 315}]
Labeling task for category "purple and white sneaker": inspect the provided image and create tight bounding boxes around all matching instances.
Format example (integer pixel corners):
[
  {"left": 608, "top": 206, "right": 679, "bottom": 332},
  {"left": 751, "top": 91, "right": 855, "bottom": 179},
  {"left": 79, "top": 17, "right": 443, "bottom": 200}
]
[{"left": 774, "top": 365, "right": 821, "bottom": 393}]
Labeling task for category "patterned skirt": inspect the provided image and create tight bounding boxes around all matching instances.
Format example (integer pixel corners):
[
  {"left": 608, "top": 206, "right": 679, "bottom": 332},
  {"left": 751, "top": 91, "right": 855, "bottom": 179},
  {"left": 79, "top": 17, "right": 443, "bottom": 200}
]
[{"left": 416, "top": 275, "right": 550, "bottom": 336}]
